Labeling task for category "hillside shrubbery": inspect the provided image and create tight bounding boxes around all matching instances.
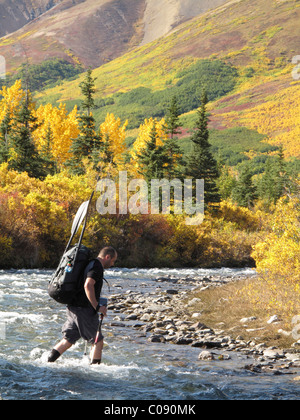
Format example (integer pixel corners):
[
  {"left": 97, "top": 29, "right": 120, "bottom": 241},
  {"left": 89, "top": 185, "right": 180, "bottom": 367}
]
[
  {"left": 93, "top": 60, "right": 239, "bottom": 129},
  {"left": 0, "top": 59, "right": 83, "bottom": 93},
  {"left": 0, "top": 163, "right": 263, "bottom": 268},
  {"left": 0, "top": 74, "right": 299, "bottom": 273}
]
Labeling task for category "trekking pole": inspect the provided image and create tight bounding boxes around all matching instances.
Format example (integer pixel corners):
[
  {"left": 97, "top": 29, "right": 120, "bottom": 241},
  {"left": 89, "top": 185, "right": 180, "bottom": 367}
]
[
  {"left": 90, "top": 313, "right": 104, "bottom": 365},
  {"left": 90, "top": 297, "right": 108, "bottom": 364},
  {"left": 95, "top": 314, "right": 104, "bottom": 344},
  {"left": 83, "top": 314, "right": 104, "bottom": 360}
]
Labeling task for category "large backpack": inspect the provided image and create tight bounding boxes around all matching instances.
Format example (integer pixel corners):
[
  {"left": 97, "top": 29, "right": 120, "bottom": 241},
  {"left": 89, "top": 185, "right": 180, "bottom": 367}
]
[
  {"left": 48, "top": 245, "right": 92, "bottom": 305},
  {"left": 48, "top": 192, "right": 94, "bottom": 305}
]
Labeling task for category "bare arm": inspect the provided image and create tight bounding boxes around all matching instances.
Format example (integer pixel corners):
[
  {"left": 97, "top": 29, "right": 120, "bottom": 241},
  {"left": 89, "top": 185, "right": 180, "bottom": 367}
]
[
  {"left": 84, "top": 277, "right": 107, "bottom": 316},
  {"left": 84, "top": 277, "right": 98, "bottom": 311}
]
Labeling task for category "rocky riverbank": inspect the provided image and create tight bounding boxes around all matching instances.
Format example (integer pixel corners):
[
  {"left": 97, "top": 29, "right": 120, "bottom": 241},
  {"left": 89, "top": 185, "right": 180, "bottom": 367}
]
[{"left": 107, "top": 274, "right": 300, "bottom": 377}]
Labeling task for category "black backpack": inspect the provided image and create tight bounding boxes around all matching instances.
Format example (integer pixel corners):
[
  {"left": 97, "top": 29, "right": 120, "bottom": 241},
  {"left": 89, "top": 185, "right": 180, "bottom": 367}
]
[
  {"left": 48, "top": 245, "right": 92, "bottom": 305},
  {"left": 48, "top": 193, "right": 94, "bottom": 305}
]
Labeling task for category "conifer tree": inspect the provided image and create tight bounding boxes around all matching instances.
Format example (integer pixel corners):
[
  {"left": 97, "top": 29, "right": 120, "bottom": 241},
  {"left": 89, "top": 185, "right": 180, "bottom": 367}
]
[
  {"left": 257, "top": 146, "right": 288, "bottom": 205},
  {"left": 137, "top": 122, "right": 171, "bottom": 184},
  {"left": 166, "top": 95, "right": 181, "bottom": 139},
  {"left": 80, "top": 69, "right": 96, "bottom": 115},
  {"left": 165, "top": 95, "right": 184, "bottom": 179},
  {"left": 275, "top": 145, "right": 288, "bottom": 199},
  {"left": 40, "top": 123, "right": 57, "bottom": 175},
  {"left": 217, "top": 165, "right": 236, "bottom": 200},
  {"left": 68, "top": 69, "right": 101, "bottom": 174},
  {"left": 164, "top": 136, "right": 184, "bottom": 180},
  {"left": 137, "top": 123, "right": 179, "bottom": 212},
  {"left": 186, "top": 91, "right": 220, "bottom": 208},
  {"left": 8, "top": 91, "right": 45, "bottom": 178},
  {"left": 0, "top": 109, "right": 12, "bottom": 163},
  {"left": 232, "top": 164, "right": 257, "bottom": 208},
  {"left": 99, "top": 132, "right": 114, "bottom": 170}
]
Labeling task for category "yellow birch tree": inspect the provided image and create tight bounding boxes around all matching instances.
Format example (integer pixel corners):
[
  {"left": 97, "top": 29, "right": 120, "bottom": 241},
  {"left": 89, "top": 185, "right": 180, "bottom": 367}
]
[
  {"left": 34, "top": 103, "right": 80, "bottom": 168},
  {"left": 99, "top": 113, "right": 128, "bottom": 175},
  {"left": 130, "top": 117, "right": 169, "bottom": 176}
]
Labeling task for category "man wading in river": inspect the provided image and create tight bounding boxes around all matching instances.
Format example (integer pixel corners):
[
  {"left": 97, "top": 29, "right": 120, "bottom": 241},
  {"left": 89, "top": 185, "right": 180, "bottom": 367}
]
[{"left": 48, "top": 247, "right": 117, "bottom": 365}]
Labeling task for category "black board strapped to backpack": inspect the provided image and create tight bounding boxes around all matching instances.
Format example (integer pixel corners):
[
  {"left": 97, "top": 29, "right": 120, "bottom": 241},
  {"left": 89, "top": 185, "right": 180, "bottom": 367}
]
[{"left": 48, "top": 192, "right": 94, "bottom": 305}]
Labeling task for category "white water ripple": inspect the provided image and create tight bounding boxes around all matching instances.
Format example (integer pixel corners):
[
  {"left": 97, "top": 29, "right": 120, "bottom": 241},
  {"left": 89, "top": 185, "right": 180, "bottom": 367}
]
[{"left": 0, "top": 268, "right": 300, "bottom": 400}]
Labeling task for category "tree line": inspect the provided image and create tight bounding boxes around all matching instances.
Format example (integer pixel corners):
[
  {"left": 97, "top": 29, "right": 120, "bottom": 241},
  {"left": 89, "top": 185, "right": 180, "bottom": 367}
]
[{"left": 0, "top": 70, "right": 296, "bottom": 210}]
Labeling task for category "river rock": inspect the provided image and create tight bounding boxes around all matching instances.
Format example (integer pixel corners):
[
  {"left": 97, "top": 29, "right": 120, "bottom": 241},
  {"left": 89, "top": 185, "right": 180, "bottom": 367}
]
[
  {"left": 166, "top": 290, "right": 179, "bottom": 295},
  {"left": 108, "top": 273, "right": 300, "bottom": 376},
  {"left": 192, "top": 340, "right": 223, "bottom": 349},
  {"left": 198, "top": 351, "right": 214, "bottom": 361},
  {"left": 188, "top": 298, "right": 201, "bottom": 306},
  {"left": 125, "top": 314, "right": 138, "bottom": 321},
  {"left": 140, "top": 313, "right": 153, "bottom": 322},
  {"left": 113, "top": 315, "right": 125, "bottom": 321},
  {"left": 154, "top": 328, "right": 168, "bottom": 335},
  {"left": 263, "top": 348, "right": 285, "bottom": 359},
  {"left": 285, "top": 353, "right": 300, "bottom": 362},
  {"left": 110, "top": 322, "right": 126, "bottom": 328},
  {"left": 147, "top": 304, "right": 170, "bottom": 313},
  {"left": 192, "top": 322, "right": 212, "bottom": 331},
  {"left": 267, "top": 315, "right": 280, "bottom": 324},
  {"left": 148, "top": 335, "right": 166, "bottom": 343},
  {"left": 240, "top": 317, "right": 257, "bottom": 324},
  {"left": 218, "top": 354, "right": 231, "bottom": 361},
  {"left": 278, "top": 329, "right": 292, "bottom": 337},
  {"left": 175, "top": 337, "right": 194, "bottom": 345}
]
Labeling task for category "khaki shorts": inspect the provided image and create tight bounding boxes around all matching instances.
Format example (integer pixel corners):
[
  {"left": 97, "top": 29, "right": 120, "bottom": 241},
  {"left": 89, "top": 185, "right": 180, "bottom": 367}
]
[{"left": 62, "top": 306, "right": 104, "bottom": 345}]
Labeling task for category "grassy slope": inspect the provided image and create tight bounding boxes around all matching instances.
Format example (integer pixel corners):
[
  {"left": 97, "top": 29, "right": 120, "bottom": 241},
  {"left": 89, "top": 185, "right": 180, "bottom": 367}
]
[{"left": 36, "top": 0, "right": 300, "bottom": 158}]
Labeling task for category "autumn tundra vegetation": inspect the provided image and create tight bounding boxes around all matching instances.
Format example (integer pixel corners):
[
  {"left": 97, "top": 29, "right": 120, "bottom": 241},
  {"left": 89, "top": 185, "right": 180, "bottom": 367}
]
[{"left": 0, "top": 65, "right": 299, "bottom": 326}]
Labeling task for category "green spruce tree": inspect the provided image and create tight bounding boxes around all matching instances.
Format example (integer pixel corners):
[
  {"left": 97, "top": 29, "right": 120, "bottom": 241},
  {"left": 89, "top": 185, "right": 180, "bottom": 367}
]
[
  {"left": 164, "top": 137, "right": 184, "bottom": 180},
  {"left": 257, "top": 146, "right": 288, "bottom": 206},
  {"left": 274, "top": 146, "right": 288, "bottom": 200},
  {"left": 165, "top": 95, "right": 184, "bottom": 179},
  {"left": 166, "top": 95, "right": 181, "bottom": 139},
  {"left": 8, "top": 91, "right": 45, "bottom": 178},
  {"left": 137, "top": 122, "right": 171, "bottom": 184},
  {"left": 232, "top": 164, "right": 257, "bottom": 208},
  {"left": 138, "top": 123, "right": 181, "bottom": 213},
  {"left": 0, "top": 109, "right": 12, "bottom": 164},
  {"left": 186, "top": 91, "right": 220, "bottom": 208},
  {"left": 68, "top": 69, "right": 101, "bottom": 174},
  {"left": 40, "top": 123, "right": 57, "bottom": 175},
  {"left": 217, "top": 165, "right": 237, "bottom": 200}
]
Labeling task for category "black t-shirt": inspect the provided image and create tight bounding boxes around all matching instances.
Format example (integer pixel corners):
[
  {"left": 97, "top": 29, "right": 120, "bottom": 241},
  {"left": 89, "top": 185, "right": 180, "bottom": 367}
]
[{"left": 71, "top": 259, "right": 104, "bottom": 308}]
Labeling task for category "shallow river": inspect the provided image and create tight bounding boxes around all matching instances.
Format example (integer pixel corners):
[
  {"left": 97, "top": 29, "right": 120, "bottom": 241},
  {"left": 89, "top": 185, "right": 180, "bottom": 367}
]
[{"left": 0, "top": 268, "right": 300, "bottom": 400}]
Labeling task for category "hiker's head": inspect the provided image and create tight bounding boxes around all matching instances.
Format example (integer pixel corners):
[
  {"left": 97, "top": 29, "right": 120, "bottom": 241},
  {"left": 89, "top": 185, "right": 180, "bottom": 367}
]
[{"left": 99, "top": 246, "right": 118, "bottom": 269}]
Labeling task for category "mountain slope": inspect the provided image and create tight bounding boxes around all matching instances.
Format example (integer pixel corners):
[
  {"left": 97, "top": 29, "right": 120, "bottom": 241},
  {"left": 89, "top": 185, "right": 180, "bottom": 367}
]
[
  {"left": 41, "top": 0, "right": 300, "bottom": 97},
  {"left": 0, "top": 0, "right": 230, "bottom": 71},
  {"left": 141, "top": 0, "right": 230, "bottom": 45},
  {"left": 0, "top": 0, "right": 146, "bottom": 70},
  {"left": 36, "top": 0, "right": 300, "bottom": 158},
  {"left": 0, "top": 0, "right": 62, "bottom": 37}
]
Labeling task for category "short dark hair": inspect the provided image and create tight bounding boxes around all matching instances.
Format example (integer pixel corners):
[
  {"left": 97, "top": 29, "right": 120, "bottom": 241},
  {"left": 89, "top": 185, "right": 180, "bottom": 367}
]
[{"left": 99, "top": 246, "right": 117, "bottom": 259}]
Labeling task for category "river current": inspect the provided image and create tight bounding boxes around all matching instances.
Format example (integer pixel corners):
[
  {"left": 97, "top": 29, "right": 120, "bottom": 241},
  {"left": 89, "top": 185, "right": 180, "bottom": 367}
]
[{"left": 0, "top": 267, "right": 299, "bottom": 400}]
